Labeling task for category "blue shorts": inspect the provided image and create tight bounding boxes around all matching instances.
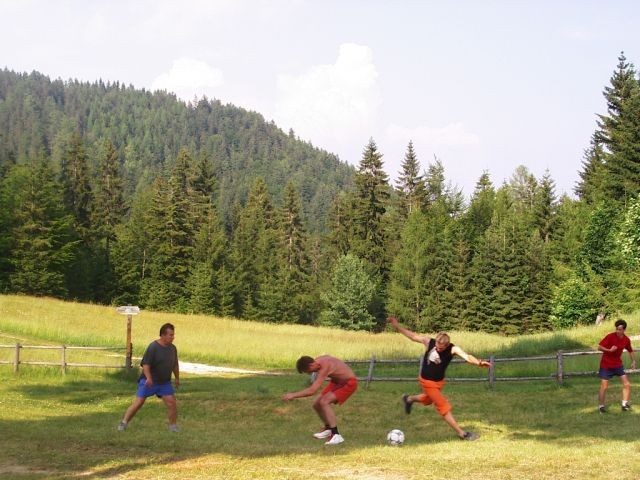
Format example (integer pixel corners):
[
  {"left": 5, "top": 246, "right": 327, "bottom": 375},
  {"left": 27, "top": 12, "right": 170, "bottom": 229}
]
[
  {"left": 136, "top": 378, "right": 175, "bottom": 398},
  {"left": 598, "top": 366, "right": 626, "bottom": 380}
]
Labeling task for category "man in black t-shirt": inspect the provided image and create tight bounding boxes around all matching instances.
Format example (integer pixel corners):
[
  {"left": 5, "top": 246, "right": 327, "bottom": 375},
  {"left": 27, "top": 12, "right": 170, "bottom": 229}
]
[
  {"left": 117, "top": 323, "right": 180, "bottom": 432},
  {"left": 389, "top": 316, "right": 490, "bottom": 440}
]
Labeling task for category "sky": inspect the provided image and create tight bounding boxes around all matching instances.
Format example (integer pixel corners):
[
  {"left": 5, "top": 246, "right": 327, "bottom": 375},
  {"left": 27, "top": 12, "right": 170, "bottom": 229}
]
[{"left": 2, "top": 0, "right": 639, "bottom": 198}]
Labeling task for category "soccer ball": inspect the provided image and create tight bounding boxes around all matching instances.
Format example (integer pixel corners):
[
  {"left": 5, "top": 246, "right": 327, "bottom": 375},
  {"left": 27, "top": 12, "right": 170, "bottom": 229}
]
[{"left": 386, "top": 429, "right": 405, "bottom": 446}]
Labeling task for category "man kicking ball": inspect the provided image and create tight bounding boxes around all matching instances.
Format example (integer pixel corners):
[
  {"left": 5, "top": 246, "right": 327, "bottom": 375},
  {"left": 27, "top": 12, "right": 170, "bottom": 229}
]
[
  {"left": 282, "top": 355, "right": 358, "bottom": 445},
  {"left": 389, "top": 316, "right": 490, "bottom": 440}
]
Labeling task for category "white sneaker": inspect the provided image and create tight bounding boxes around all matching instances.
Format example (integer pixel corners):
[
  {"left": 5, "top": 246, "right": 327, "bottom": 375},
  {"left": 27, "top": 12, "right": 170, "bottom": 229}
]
[
  {"left": 168, "top": 424, "right": 180, "bottom": 433},
  {"left": 117, "top": 421, "right": 127, "bottom": 431},
  {"left": 313, "top": 429, "right": 332, "bottom": 439},
  {"left": 325, "top": 434, "right": 344, "bottom": 445}
]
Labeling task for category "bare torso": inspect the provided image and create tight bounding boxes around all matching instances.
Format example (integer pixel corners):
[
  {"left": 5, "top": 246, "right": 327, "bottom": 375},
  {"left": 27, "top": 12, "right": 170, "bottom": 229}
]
[{"left": 315, "top": 355, "right": 355, "bottom": 383}]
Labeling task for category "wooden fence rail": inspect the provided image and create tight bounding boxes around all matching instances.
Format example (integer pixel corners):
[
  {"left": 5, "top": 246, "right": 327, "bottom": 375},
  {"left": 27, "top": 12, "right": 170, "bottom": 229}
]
[
  {"left": 346, "top": 350, "right": 640, "bottom": 389},
  {"left": 0, "top": 344, "right": 127, "bottom": 374}
]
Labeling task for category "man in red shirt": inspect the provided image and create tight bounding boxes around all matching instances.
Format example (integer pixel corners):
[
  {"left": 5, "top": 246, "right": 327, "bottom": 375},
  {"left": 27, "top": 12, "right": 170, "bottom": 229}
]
[{"left": 598, "top": 319, "right": 636, "bottom": 413}]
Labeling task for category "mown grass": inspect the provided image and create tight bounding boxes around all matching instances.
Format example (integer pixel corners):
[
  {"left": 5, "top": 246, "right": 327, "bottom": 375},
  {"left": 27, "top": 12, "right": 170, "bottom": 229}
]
[
  {"left": 1, "top": 295, "right": 639, "bottom": 479},
  {"left": 1, "top": 368, "right": 639, "bottom": 480}
]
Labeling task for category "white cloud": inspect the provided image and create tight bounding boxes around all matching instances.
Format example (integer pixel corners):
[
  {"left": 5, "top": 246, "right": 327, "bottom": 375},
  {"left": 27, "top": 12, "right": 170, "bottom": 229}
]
[
  {"left": 151, "top": 58, "right": 224, "bottom": 101},
  {"left": 274, "top": 43, "right": 381, "bottom": 161},
  {"left": 386, "top": 122, "right": 480, "bottom": 147}
]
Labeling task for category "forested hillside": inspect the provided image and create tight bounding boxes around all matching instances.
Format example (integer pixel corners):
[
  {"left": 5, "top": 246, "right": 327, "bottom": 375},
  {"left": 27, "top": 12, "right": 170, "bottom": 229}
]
[{"left": 1, "top": 54, "right": 639, "bottom": 333}]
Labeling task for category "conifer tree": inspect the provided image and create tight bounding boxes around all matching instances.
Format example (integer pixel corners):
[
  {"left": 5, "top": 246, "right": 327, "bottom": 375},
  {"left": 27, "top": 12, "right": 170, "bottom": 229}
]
[
  {"left": 7, "top": 157, "right": 77, "bottom": 296},
  {"left": 396, "top": 141, "right": 426, "bottom": 218},
  {"left": 351, "top": 138, "right": 391, "bottom": 279}
]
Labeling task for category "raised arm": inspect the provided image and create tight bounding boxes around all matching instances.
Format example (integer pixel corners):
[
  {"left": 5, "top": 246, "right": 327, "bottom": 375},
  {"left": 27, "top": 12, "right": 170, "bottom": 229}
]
[
  {"left": 451, "top": 345, "right": 491, "bottom": 367},
  {"left": 388, "top": 316, "right": 427, "bottom": 344}
]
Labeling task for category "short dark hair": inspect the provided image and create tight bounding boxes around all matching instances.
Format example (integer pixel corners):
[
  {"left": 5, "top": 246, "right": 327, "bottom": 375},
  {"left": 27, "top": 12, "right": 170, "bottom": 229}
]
[
  {"left": 296, "top": 355, "right": 314, "bottom": 373},
  {"left": 160, "top": 323, "right": 175, "bottom": 336},
  {"left": 615, "top": 319, "right": 627, "bottom": 330}
]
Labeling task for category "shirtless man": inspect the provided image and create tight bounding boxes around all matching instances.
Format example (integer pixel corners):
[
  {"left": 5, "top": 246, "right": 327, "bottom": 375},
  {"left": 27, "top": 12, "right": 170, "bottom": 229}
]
[{"left": 282, "top": 355, "right": 358, "bottom": 445}]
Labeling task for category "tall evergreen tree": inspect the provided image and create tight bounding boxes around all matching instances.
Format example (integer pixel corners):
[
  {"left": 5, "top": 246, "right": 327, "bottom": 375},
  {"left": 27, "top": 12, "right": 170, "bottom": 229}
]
[
  {"left": 351, "top": 138, "right": 391, "bottom": 279},
  {"left": 7, "top": 157, "right": 77, "bottom": 296},
  {"left": 396, "top": 141, "right": 426, "bottom": 218}
]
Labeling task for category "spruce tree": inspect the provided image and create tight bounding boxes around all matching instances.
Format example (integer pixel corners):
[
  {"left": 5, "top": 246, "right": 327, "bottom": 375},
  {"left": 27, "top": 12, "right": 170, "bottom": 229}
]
[
  {"left": 351, "top": 138, "right": 391, "bottom": 279},
  {"left": 396, "top": 141, "right": 426, "bottom": 218}
]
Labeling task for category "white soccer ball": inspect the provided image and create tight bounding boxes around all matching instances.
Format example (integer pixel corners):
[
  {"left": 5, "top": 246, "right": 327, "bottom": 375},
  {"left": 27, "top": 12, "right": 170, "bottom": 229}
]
[{"left": 386, "top": 429, "right": 405, "bottom": 446}]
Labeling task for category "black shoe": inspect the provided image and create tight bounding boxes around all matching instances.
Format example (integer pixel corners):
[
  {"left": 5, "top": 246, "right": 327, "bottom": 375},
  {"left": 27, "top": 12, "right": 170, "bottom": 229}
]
[
  {"left": 402, "top": 394, "right": 412, "bottom": 414},
  {"left": 461, "top": 431, "right": 479, "bottom": 441},
  {"left": 598, "top": 406, "right": 607, "bottom": 414},
  {"left": 622, "top": 403, "right": 631, "bottom": 412}
]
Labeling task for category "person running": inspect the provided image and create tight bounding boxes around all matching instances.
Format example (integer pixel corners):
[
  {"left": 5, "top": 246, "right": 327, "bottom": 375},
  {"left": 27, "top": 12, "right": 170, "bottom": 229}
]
[
  {"left": 118, "top": 323, "right": 180, "bottom": 432},
  {"left": 388, "top": 316, "right": 490, "bottom": 440},
  {"left": 282, "top": 355, "right": 358, "bottom": 445},
  {"left": 597, "top": 318, "right": 636, "bottom": 413}
]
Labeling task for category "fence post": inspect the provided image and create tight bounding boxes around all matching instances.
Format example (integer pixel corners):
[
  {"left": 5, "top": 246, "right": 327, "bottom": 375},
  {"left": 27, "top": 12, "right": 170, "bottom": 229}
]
[
  {"left": 14, "top": 343, "right": 20, "bottom": 374},
  {"left": 61, "top": 345, "right": 67, "bottom": 375},
  {"left": 556, "top": 350, "right": 564, "bottom": 386},
  {"left": 366, "top": 355, "right": 376, "bottom": 389},
  {"left": 489, "top": 355, "right": 495, "bottom": 388}
]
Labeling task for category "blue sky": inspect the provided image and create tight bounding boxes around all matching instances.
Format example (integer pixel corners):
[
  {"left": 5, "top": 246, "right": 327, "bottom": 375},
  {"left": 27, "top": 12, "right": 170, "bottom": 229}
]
[{"left": 2, "top": 0, "right": 639, "bottom": 198}]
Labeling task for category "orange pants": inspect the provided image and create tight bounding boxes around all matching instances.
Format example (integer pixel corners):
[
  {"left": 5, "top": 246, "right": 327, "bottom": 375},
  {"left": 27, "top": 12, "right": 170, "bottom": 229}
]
[
  {"left": 321, "top": 378, "right": 358, "bottom": 405},
  {"left": 417, "top": 377, "right": 451, "bottom": 416}
]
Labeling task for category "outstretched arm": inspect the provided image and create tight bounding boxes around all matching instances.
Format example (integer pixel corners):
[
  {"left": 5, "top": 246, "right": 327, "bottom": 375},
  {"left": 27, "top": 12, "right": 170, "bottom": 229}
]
[
  {"left": 388, "top": 316, "right": 427, "bottom": 344},
  {"left": 282, "top": 365, "right": 329, "bottom": 401},
  {"left": 452, "top": 345, "right": 491, "bottom": 367}
]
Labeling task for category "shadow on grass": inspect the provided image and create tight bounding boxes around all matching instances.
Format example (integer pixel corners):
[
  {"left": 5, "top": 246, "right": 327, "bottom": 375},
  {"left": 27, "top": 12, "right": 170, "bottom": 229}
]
[{"left": 0, "top": 370, "right": 637, "bottom": 478}]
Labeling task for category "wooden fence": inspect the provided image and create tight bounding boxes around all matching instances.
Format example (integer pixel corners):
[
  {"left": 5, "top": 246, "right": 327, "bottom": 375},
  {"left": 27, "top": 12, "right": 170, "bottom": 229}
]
[
  {"left": 347, "top": 350, "right": 640, "bottom": 389},
  {"left": 0, "top": 344, "right": 127, "bottom": 374}
]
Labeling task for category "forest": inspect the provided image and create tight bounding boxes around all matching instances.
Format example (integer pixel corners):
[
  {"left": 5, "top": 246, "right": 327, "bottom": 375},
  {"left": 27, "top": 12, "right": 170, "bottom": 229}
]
[{"left": 1, "top": 53, "right": 639, "bottom": 334}]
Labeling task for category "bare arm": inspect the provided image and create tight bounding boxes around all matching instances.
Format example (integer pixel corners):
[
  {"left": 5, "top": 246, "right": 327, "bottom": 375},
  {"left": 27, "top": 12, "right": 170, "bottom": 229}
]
[
  {"left": 629, "top": 350, "right": 637, "bottom": 369},
  {"left": 388, "top": 316, "right": 427, "bottom": 344},
  {"left": 173, "top": 360, "right": 180, "bottom": 388},
  {"left": 282, "top": 365, "right": 329, "bottom": 401},
  {"left": 452, "top": 345, "right": 491, "bottom": 367},
  {"left": 598, "top": 344, "right": 617, "bottom": 353}
]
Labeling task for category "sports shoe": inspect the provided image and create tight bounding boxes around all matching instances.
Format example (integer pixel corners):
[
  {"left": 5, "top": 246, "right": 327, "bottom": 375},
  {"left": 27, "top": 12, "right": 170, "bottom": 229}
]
[
  {"left": 313, "top": 428, "right": 332, "bottom": 439},
  {"left": 402, "top": 394, "right": 413, "bottom": 414},
  {"left": 461, "top": 431, "right": 479, "bottom": 441},
  {"left": 168, "top": 424, "right": 180, "bottom": 433},
  {"left": 599, "top": 406, "right": 607, "bottom": 414},
  {"left": 325, "top": 434, "right": 344, "bottom": 445},
  {"left": 117, "top": 421, "right": 127, "bottom": 431},
  {"left": 621, "top": 403, "right": 631, "bottom": 412}
]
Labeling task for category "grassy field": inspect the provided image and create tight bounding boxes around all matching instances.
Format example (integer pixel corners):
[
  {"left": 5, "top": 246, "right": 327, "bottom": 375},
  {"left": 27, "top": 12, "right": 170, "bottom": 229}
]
[
  {"left": 1, "top": 368, "right": 639, "bottom": 480},
  {"left": 0, "top": 295, "right": 639, "bottom": 479}
]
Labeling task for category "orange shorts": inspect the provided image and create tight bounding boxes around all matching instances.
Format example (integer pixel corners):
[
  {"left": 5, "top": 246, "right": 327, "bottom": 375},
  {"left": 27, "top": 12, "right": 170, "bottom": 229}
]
[
  {"left": 321, "top": 378, "right": 358, "bottom": 405},
  {"left": 417, "top": 376, "right": 451, "bottom": 416}
]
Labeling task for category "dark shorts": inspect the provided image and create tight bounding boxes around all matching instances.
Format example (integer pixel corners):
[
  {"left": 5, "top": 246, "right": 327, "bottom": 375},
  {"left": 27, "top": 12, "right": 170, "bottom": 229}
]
[
  {"left": 599, "top": 366, "right": 626, "bottom": 380},
  {"left": 136, "top": 378, "right": 175, "bottom": 398}
]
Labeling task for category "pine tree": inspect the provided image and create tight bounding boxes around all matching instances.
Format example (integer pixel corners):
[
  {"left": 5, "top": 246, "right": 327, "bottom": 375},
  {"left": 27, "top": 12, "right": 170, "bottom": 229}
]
[
  {"left": 60, "top": 132, "right": 92, "bottom": 235},
  {"left": 92, "top": 139, "right": 125, "bottom": 257},
  {"left": 594, "top": 52, "right": 640, "bottom": 203},
  {"left": 396, "top": 141, "right": 426, "bottom": 218},
  {"left": 351, "top": 138, "right": 391, "bottom": 279},
  {"left": 7, "top": 157, "right": 78, "bottom": 296}
]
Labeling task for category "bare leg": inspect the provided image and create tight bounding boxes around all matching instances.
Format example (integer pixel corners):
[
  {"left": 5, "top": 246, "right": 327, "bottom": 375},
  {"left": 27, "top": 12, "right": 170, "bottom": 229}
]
[
  {"left": 162, "top": 394, "right": 178, "bottom": 425},
  {"left": 598, "top": 379, "right": 609, "bottom": 405},
  {"left": 621, "top": 375, "right": 631, "bottom": 403},
  {"left": 123, "top": 396, "right": 146, "bottom": 424},
  {"left": 442, "top": 411, "right": 465, "bottom": 438},
  {"left": 313, "top": 392, "right": 338, "bottom": 427}
]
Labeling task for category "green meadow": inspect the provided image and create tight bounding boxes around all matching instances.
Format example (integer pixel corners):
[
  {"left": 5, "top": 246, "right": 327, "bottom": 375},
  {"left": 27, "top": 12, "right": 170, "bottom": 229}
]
[{"left": 1, "top": 295, "right": 638, "bottom": 479}]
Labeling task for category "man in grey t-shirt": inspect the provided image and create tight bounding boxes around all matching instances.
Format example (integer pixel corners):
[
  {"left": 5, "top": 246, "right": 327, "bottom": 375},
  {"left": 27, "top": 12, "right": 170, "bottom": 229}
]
[{"left": 117, "top": 323, "right": 180, "bottom": 432}]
